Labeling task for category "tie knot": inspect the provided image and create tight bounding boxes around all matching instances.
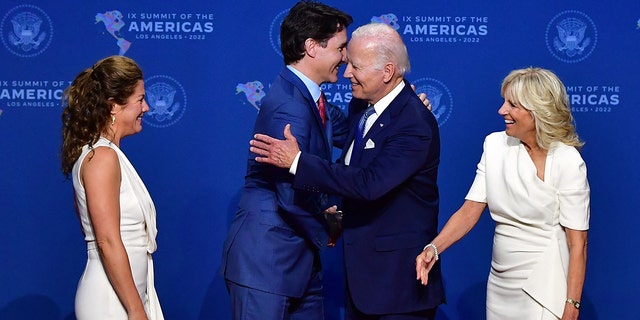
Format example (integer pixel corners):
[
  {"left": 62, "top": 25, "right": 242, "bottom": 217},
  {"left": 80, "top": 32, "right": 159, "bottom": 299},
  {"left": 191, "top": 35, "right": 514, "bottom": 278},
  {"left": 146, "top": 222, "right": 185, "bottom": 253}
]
[
  {"left": 318, "top": 92, "right": 326, "bottom": 105},
  {"left": 364, "top": 105, "right": 375, "bottom": 117}
]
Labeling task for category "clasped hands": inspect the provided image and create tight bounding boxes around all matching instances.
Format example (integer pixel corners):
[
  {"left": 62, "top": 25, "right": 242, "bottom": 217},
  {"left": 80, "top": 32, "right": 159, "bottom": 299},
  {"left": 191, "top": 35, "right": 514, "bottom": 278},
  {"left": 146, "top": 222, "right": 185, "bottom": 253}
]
[{"left": 324, "top": 205, "right": 342, "bottom": 247}]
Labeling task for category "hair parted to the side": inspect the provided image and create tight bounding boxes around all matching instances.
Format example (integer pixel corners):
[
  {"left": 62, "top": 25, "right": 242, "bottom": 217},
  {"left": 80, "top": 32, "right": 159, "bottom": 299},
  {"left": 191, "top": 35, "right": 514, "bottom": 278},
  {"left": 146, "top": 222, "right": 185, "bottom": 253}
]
[
  {"left": 61, "top": 55, "right": 143, "bottom": 177},
  {"left": 350, "top": 22, "right": 410, "bottom": 75},
  {"left": 501, "top": 67, "right": 583, "bottom": 150},
  {"left": 280, "top": 0, "right": 352, "bottom": 65}
]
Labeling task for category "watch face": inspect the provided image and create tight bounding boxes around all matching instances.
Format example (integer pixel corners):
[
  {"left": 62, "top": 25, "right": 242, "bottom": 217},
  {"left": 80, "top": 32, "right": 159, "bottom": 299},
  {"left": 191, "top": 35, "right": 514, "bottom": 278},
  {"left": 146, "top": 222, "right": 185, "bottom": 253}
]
[{"left": 575, "top": 302, "right": 580, "bottom": 308}]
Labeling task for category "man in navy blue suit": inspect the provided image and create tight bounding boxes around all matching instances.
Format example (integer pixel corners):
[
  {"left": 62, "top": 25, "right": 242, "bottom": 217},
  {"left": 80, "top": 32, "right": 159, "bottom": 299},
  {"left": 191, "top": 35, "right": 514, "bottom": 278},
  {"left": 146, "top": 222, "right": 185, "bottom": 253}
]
[
  {"left": 250, "top": 23, "right": 445, "bottom": 319},
  {"left": 220, "top": 2, "right": 352, "bottom": 319}
]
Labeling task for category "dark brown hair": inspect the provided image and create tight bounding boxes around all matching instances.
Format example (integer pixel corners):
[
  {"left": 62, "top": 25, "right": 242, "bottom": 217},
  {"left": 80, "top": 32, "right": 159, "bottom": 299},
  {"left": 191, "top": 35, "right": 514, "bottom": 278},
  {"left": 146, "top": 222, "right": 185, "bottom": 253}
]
[{"left": 61, "top": 55, "right": 143, "bottom": 177}]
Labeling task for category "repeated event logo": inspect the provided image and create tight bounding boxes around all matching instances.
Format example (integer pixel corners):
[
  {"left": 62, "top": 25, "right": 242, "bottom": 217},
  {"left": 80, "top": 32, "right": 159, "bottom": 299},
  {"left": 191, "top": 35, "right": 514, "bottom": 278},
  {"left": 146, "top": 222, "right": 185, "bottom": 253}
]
[
  {"left": 374, "top": 13, "right": 489, "bottom": 44},
  {"left": 411, "top": 77, "right": 453, "bottom": 127},
  {"left": 545, "top": 10, "right": 597, "bottom": 63},
  {"left": 143, "top": 75, "right": 187, "bottom": 128},
  {"left": 269, "top": 9, "right": 288, "bottom": 57},
  {"left": 236, "top": 81, "right": 265, "bottom": 110},
  {"left": 0, "top": 79, "right": 67, "bottom": 108},
  {"left": 0, "top": 4, "right": 53, "bottom": 57},
  {"left": 236, "top": 79, "right": 353, "bottom": 114},
  {"left": 95, "top": 9, "right": 214, "bottom": 55},
  {"left": 566, "top": 84, "right": 619, "bottom": 113}
]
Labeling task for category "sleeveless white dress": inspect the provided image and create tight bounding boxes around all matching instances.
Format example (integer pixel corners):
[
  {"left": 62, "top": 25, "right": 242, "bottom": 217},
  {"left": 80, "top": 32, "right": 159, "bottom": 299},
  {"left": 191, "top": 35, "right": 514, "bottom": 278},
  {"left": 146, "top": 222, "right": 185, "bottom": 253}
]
[
  {"left": 466, "top": 132, "right": 589, "bottom": 320},
  {"left": 73, "top": 137, "right": 164, "bottom": 320}
]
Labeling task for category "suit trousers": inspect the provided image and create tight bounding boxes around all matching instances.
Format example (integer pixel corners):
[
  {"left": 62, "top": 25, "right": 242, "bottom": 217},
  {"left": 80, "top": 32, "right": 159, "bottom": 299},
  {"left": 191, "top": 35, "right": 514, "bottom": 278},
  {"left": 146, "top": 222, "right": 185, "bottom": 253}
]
[
  {"left": 226, "top": 265, "right": 324, "bottom": 320},
  {"left": 344, "top": 282, "right": 436, "bottom": 320}
]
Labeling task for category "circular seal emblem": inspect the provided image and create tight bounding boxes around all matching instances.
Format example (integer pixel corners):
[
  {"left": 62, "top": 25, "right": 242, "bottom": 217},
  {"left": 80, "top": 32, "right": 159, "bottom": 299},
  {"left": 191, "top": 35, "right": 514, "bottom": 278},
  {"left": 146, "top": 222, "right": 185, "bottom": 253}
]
[
  {"left": 0, "top": 4, "right": 53, "bottom": 57},
  {"left": 545, "top": 10, "right": 597, "bottom": 63},
  {"left": 269, "top": 9, "right": 289, "bottom": 57},
  {"left": 411, "top": 77, "right": 454, "bottom": 127},
  {"left": 143, "top": 75, "right": 187, "bottom": 128}
]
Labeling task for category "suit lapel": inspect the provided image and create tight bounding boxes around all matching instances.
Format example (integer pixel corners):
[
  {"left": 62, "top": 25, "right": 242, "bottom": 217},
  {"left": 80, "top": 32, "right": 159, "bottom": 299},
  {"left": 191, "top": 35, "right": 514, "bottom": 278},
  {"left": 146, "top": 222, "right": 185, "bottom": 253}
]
[
  {"left": 349, "top": 83, "right": 412, "bottom": 165},
  {"left": 280, "top": 68, "right": 332, "bottom": 154}
]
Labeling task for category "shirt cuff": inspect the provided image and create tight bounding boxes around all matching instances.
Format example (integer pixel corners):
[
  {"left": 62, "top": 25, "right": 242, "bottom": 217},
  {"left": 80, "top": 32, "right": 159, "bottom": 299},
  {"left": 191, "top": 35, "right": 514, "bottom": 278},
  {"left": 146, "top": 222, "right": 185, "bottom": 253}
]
[{"left": 289, "top": 151, "right": 302, "bottom": 175}]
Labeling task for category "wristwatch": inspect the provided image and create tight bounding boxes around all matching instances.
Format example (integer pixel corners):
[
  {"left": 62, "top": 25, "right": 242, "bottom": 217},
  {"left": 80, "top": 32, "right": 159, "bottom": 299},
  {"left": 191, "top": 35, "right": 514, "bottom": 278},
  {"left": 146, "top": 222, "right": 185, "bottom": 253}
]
[{"left": 566, "top": 298, "right": 580, "bottom": 309}]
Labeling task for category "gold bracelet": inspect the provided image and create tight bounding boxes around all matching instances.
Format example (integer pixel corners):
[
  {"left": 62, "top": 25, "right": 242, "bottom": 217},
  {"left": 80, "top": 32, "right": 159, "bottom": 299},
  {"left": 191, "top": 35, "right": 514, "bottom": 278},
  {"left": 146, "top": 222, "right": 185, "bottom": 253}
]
[{"left": 566, "top": 298, "right": 580, "bottom": 309}]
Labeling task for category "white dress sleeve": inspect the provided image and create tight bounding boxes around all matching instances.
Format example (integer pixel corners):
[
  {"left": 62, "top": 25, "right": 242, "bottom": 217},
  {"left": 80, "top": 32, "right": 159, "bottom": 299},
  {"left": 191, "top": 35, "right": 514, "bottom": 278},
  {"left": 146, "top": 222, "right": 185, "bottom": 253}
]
[
  {"left": 465, "top": 136, "right": 488, "bottom": 203},
  {"left": 550, "top": 144, "right": 590, "bottom": 230}
]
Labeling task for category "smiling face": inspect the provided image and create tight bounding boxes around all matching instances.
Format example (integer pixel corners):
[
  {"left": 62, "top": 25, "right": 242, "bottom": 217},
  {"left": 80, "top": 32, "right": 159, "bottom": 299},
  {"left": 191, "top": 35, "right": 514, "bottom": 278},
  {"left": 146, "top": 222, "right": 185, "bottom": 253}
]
[
  {"left": 311, "top": 29, "right": 348, "bottom": 84},
  {"left": 498, "top": 89, "right": 536, "bottom": 143},
  {"left": 110, "top": 80, "right": 148, "bottom": 142},
  {"left": 343, "top": 37, "right": 386, "bottom": 104}
]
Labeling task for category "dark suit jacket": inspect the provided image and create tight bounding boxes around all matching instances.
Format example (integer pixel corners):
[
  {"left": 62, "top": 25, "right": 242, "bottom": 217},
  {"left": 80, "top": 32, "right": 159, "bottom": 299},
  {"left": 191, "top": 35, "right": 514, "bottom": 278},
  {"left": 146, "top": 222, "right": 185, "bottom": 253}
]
[
  {"left": 294, "top": 81, "right": 446, "bottom": 313},
  {"left": 221, "top": 67, "right": 347, "bottom": 297}
]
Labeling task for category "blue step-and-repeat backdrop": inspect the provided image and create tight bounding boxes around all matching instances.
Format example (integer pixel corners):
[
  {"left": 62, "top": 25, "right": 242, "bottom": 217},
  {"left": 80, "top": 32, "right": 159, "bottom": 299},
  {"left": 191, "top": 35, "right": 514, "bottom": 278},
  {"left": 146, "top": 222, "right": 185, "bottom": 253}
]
[{"left": 1, "top": 0, "right": 638, "bottom": 319}]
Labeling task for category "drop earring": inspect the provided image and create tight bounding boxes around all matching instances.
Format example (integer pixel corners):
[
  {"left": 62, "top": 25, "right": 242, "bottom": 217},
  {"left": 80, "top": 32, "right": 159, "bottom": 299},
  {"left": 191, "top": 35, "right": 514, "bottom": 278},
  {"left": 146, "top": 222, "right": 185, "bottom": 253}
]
[{"left": 111, "top": 114, "right": 116, "bottom": 125}]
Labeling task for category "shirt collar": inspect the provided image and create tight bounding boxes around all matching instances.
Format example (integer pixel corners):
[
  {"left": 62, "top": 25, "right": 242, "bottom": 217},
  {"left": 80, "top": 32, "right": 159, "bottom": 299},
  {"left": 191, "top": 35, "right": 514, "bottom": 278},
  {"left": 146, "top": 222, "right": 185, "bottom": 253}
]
[
  {"left": 287, "top": 65, "right": 322, "bottom": 103},
  {"left": 371, "top": 81, "right": 405, "bottom": 115}
]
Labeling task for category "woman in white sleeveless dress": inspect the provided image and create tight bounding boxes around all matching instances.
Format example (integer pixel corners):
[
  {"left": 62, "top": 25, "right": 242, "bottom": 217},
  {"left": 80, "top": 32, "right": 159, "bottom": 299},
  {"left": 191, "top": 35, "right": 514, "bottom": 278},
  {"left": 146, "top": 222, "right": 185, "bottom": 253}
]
[
  {"left": 416, "top": 68, "right": 589, "bottom": 320},
  {"left": 61, "top": 56, "right": 163, "bottom": 320}
]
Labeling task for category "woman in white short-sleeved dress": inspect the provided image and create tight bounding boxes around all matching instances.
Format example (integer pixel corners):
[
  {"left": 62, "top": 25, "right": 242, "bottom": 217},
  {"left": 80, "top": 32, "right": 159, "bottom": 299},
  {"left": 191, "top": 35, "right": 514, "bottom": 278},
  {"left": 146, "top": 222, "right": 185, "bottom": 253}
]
[
  {"left": 61, "top": 56, "right": 164, "bottom": 320},
  {"left": 416, "top": 67, "right": 589, "bottom": 320}
]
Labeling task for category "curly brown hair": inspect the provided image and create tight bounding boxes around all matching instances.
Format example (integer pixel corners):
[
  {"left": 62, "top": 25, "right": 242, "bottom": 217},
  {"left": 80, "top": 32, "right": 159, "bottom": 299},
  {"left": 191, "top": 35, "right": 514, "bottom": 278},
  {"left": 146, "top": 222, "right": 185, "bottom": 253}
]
[{"left": 61, "top": 55, "right": 143, "bottom": 177}]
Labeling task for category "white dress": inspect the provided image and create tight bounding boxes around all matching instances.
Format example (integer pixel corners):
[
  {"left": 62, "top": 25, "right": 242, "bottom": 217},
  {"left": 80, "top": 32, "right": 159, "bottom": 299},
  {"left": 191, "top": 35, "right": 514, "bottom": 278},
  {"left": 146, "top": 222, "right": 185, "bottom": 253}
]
[
  {"left": 73, "top": 137, "right": 164, "bottom": 320},
  {"left": 465, "top": 132, "right": 590, "bottom": 320}
]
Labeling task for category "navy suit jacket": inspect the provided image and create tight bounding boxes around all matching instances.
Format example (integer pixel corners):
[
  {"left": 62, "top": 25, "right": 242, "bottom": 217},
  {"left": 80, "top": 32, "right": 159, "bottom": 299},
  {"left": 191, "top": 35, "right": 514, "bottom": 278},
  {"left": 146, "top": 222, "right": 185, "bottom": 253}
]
[
  {"left": 221, "top": 67, "right": 347, "bottom": 297},
  {"left": 293, "top": 81, "right": 446, "bottom": 313}
]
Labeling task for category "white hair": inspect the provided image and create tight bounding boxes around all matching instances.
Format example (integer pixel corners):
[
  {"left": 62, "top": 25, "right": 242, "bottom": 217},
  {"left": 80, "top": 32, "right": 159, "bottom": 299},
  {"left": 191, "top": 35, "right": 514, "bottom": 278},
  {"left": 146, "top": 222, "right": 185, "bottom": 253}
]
[{"left": 351, "top": 23, "right": 410, "bottom": 75}]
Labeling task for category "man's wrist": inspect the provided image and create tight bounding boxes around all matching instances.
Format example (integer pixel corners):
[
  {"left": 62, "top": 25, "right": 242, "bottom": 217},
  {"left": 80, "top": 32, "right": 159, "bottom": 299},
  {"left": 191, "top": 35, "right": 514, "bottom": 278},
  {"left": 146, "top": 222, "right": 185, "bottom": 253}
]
[{"left": 289, "top": 151, "right": 302, "bottom": 174}]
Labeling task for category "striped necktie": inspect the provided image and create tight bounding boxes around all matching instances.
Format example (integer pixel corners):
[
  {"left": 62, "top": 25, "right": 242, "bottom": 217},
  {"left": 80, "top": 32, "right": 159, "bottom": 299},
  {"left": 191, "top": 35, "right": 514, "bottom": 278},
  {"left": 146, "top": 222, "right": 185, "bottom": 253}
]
[{"left": 354, "top": 105, "right": 375, "bottom": 149}]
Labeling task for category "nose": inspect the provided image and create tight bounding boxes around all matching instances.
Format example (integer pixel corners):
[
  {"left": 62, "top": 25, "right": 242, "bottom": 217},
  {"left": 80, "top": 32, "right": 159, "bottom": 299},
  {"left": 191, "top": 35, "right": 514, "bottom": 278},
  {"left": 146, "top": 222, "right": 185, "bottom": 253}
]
[
  {"left": 142, "top": 100, "right": 150, "bottom": 113},
  {"left": 343, "top": 63, "right": 353, "bottom": 79},
  {"left": 497, "top": 101, "right": 508, "bottom": 116},
  {"left": 340, "top": 50, "right": 347, "bottom": 63}
]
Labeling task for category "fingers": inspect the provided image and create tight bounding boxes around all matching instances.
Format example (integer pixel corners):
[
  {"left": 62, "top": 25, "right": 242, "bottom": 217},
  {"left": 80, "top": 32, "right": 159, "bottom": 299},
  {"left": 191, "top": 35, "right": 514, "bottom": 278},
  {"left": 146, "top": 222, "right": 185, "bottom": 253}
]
[
  {"left": 253, "top": 133, "right": 273, "bottom": 144},
  {"left": 249, "top": 138, "right": 269, "bottom": 150},
  {"left": 324, "top": 205, "right": 338, "bottom": 214},
  {"left": 283, "top": 124, "right": 293, "bottom": 140},
  {"left": 415, "top": 251, "right": 435, "bottom": 285},
  {"left": 415, "top": 255, "right": 429, "bottom": 285}
]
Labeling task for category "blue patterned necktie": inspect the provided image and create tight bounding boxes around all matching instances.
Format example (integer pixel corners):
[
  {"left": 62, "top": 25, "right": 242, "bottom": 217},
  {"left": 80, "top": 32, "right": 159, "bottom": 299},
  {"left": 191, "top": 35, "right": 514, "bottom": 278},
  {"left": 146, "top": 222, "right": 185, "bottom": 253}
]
[{"left": 354, "top": 105, "right": 375, "bottom": 150}]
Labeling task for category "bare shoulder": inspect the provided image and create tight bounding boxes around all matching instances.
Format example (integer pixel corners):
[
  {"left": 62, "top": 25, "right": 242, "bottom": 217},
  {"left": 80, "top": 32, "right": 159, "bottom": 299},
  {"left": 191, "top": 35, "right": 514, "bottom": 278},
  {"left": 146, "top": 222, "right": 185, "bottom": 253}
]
[{"left": 81, "top": 146, "right": 121, "bottom": 180}]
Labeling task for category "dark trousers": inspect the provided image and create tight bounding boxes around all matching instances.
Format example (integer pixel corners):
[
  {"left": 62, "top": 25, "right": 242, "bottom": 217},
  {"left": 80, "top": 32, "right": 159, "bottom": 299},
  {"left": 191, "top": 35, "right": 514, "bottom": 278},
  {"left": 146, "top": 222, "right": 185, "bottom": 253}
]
[
  {"left": 226, "top": 268, "right": 324, "bottom": 320},
  {"left": 344, "top": 283, "right": 436, "bottom": 320}
]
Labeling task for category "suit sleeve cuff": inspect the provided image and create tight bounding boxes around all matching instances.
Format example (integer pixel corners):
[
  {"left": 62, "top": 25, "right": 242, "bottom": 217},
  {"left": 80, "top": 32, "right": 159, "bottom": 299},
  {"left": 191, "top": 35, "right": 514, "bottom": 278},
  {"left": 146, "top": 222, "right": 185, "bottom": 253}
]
[{"left": 289, "top": 151, "right": 302, "bottom": 175}]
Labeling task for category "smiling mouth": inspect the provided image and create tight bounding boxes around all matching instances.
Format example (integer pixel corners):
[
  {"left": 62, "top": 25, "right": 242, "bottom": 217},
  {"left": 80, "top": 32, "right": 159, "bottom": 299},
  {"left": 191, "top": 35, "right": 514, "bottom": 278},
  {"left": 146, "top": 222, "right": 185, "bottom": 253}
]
[{"left": 505, "top": 119, "right": 514, "bottom": 124}]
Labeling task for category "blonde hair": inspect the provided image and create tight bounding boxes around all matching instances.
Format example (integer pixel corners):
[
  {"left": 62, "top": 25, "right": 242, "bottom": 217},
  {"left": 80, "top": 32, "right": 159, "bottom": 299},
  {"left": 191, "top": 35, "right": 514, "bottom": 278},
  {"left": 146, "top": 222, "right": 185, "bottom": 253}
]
[{"left": 501, "top": 67, "right": 583, "bottom": 150}]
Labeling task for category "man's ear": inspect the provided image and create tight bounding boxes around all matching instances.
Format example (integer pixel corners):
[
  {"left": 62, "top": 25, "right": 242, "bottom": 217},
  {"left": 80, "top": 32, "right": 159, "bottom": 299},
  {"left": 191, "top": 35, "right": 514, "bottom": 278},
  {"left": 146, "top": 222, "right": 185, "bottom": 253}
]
[
  {"left": 382, "top": 63, "right": 396, "bottom": 83},
  {"left": 304, "top": 38, "right": 317, "bottom": 58}
]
